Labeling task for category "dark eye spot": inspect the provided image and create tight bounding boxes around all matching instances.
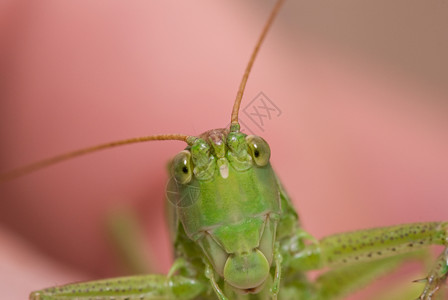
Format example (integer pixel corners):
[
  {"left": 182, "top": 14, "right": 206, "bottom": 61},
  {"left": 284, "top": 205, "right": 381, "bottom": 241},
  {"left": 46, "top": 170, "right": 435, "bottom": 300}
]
[
  {"left": 182, "top": 166, "right": 188, "bottom": 174},
  {"left": 254, "top": 150, "right": 260, "bottom": 158}
]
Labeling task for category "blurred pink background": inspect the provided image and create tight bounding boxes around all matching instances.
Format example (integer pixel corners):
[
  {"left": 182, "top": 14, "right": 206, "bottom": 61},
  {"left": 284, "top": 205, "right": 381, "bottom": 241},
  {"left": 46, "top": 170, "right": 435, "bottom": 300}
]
[{"left": 0, "top": 0, "right": 447, "bottom": 299}]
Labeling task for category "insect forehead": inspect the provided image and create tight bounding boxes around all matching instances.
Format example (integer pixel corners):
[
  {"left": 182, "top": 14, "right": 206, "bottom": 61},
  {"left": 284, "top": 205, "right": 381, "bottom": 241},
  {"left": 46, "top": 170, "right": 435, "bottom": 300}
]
[
  {"left": 189, "top": 129, "right": 248, "bottom": 162},
  {"left": 183, "top": 129, "right": 252, "bottom": 180}
]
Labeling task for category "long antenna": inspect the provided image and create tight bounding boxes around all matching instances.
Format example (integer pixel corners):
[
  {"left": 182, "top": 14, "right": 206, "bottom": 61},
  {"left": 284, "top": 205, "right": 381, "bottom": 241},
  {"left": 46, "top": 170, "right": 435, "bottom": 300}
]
[
  {"left": 230, "top": 0, "right": 285, "bottom": 126},
  {"left": 1, "top": 1, "right": 286, "bottom": 181},
  {"left": 0, "top": 134, "right": 191, "bottom": 181}
]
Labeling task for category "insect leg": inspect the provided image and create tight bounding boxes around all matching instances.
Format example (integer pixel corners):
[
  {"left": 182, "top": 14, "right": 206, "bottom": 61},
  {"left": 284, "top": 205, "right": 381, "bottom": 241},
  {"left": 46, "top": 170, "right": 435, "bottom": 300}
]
[
  {"left": 312, "top": 251, "right": 425, "bottom": 300},
  {"left": 105, "top": 208, "right": 154, "bottom": 274},
  {"left": 418, "top": 247, "right": 448, "bottom": 299},
  {"left": 29, "top": 274, "right": 206, "bottom": 300},
  {"left": 204, "top": 263, "right": 229, "bottom": 300},
  {"left": 270, "top": 242, "right": 283, "bottom": 299},
  {"left": 283, "top": 222, "right": 448, "bottom": 299},
  {"left": 285, "top": 222, "right": 448, "bottom": 272},
  {"left": 167, "top": 257, "right": 191, "bottom": 278}
]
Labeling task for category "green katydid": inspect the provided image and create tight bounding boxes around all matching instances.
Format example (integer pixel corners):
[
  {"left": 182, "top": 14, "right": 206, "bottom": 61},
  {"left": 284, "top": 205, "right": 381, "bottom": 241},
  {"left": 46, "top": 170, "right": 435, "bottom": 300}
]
[{"left": 1, "top": 0, "right": 447, "bottom": 299}]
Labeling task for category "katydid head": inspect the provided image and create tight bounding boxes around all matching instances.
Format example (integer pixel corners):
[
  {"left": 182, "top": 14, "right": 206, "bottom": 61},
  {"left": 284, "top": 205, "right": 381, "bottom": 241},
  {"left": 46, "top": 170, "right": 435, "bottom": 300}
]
[{"left": 168, "top": 128, "right": 281, "bottom": 293}]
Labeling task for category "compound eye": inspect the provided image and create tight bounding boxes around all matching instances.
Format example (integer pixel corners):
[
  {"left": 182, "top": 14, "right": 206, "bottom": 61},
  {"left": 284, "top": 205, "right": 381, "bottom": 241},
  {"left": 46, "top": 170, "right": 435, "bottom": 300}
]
[
  {"left": 246, "top": 135, "right": 270, "bottom": 167},
  {"left": 172, "top": 150, "right": 193, "bottom": 184}
]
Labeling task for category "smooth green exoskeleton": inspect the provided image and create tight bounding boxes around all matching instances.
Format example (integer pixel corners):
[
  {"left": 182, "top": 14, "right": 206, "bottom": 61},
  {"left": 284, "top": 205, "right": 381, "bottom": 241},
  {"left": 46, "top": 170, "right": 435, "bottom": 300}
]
[
  {"left": 168, "top": 130, "right": 284, "bottom": 295},
  {"left": 1, "top": 1, "right": 447, "bottom": 299}
]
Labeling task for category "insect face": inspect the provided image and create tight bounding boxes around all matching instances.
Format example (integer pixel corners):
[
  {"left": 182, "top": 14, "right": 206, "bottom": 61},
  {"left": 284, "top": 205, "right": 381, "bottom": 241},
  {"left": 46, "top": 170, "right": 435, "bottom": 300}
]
[{"left": 168, "top": 129, "right": 281, "bottom": 293}]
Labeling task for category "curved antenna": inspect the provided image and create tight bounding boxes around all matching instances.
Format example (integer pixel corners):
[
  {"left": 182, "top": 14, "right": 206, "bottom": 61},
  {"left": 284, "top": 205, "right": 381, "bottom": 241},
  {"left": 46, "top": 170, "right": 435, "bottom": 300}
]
[
  {"left": 230, "top": 0, "right": 285, "bottom": 128},
  {"left": 0, "top": 134, "right": 192, "bottom": 182}
]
